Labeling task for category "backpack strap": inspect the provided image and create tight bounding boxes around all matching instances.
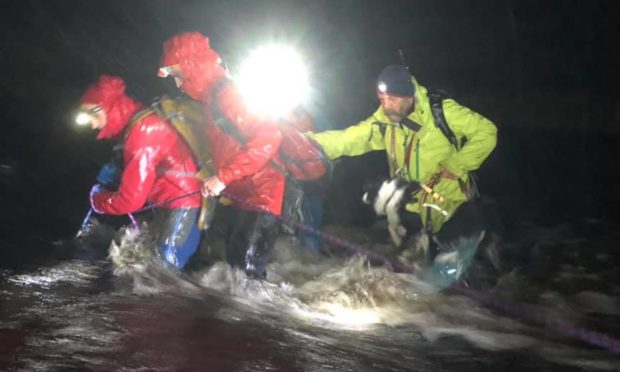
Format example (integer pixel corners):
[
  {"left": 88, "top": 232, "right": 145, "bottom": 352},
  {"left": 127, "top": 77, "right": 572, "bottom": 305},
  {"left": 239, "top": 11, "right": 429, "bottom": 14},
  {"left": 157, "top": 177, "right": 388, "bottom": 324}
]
[
  {"left": 148, "top": 96, "right": 217, "bottom": 230},
  {"left": 150, "top": 95, "right": 215, "bottom": 179},
  {"left": 208, "top": 79, "right": 246, "bottom": 144},
  {"left": 128, "top": 107, "right": 156, "bottom": 127},
  {"left": 400, "top": 117, "right": 422, "bottom": 132},
  {"left": 426, "top": 88, "right": 479, "bottom": 198},
  {"left": 109, "top": 108, "right": 156, "bottom": 174},
  {"left": 427, "top": 88, "right": 460, "bottom": 151},
  {"left": 120, "top": 107, "right": 157, "bottom": 143},
  {"left": 207, "top": 79, "right": 291, "bottom": 178}
]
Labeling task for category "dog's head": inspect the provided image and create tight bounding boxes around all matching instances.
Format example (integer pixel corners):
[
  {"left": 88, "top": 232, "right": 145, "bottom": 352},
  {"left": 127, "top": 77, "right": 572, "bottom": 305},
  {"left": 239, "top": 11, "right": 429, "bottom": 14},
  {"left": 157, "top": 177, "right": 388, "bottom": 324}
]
[{"left": 362, "top": 179, "right": 384, "bottom": 205}]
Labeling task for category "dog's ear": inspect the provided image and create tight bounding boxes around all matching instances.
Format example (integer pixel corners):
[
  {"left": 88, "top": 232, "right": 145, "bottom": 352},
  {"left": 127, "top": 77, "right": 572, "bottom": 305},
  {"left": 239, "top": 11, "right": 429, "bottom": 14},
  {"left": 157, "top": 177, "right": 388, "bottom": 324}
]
[
  {"left": 362, "top": 191, "right": 371, "bottom": 205},
  {"left": 362, "top": 178, "right": 386, "bottom": 205},
  {"left": 362, "top": 183, "right": 373, "bottom": 205}
]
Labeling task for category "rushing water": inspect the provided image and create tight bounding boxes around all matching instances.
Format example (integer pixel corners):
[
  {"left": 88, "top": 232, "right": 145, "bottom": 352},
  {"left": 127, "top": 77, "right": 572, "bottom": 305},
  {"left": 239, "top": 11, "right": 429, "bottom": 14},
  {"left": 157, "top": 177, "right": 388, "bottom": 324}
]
[{"left": 1, "top": 218, "right": 619, "bottom": 371}]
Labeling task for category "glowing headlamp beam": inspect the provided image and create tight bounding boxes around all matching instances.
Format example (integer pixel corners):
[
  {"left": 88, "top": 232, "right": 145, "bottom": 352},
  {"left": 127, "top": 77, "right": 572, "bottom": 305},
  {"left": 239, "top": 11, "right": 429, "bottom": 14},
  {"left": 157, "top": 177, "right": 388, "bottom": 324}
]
[
  {"left": 236, "top": 45, "right": 309, "bottom": 118},
  {"left": 75, "top": 106, "right": 101, "bottom": 126},
  {"left": 75, "top": 112, "right": 92, "bottom": 126}
]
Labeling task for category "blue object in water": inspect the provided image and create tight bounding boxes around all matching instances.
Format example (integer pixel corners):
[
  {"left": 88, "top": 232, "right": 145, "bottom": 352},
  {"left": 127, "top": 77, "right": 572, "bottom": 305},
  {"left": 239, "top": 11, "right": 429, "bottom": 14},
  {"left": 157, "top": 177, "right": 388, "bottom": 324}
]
[
  {"left": 157, "top": 208, "right": 201, "bottom": 269},
  {"left": 431, "top": 233, "right": 484, "bottom": 287},
  {"left": 298, "top": 194, "right": 324, "bottom": 254}
]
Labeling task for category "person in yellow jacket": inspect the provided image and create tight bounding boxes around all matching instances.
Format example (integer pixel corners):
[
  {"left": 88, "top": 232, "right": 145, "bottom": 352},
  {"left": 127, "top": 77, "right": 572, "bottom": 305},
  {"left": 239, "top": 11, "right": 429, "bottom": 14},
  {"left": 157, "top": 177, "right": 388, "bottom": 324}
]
[{"left": 308, "top": 64, "right": 497, "bottom": 234}]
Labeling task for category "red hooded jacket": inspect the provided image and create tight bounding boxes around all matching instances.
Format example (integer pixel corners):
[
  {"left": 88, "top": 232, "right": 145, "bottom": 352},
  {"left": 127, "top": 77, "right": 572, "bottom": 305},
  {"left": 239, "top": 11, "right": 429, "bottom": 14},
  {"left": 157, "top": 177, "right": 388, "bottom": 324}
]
[
  {"left": 161, "top": 33, "right": 286, "bottom": 215},
  {"left": 82, "top": 76, "right": 201, "bottom": 215}
]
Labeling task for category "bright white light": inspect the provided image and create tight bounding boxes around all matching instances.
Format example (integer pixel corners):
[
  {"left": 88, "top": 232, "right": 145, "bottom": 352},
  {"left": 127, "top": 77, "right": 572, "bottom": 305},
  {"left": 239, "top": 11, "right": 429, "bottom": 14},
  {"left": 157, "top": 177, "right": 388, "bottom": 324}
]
[
  {"left": 378, "top": 82, "right": 387, "bottom": 93},
  {"left": 237, "top": 45, "right": 309, "bottom": 118},
  {"left": 316, "top": 302, "right": 380, "bottom": 327},
  {"left": 75, "top": 112, "right": 91, "bottom": 126}
]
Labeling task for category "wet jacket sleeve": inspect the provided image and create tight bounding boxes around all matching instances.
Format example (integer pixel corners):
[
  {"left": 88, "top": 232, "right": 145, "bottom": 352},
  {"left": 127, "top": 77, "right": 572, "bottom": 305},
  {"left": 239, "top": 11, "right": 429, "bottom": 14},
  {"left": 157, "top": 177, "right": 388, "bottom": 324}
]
[
  {"left": 306, "top": 114, "right": 386, "bottom": 159},
  {"left": 217, "top": 116, "right": 284, "bottom": 186},
  {"left": 92, "top": 117, "right": 172, "bottom": 214},
  {"left": 439, "top": 100, "right": 497, "bottom": 179}
]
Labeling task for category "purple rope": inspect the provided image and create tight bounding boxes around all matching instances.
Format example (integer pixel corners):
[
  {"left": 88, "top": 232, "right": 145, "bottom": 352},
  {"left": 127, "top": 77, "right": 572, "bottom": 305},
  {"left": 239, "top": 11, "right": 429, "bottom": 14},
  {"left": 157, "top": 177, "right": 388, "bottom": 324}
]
[
  {"left": 87, "top": 185, "right": 620, "bottom": 354},
  {"left": 80, "top": 208, "right": 94, "bottom": 230},
  {"left": 220, "top": 190, "right": 620, "bottom": 355},
  {"left": 87, "top": 185, "right": 200, "bottom": 231},
  {"left": 134, "top": 190, "right": 202, "bottom": 213},
  {"left": 455, "top": 285, "right": 620, "bottom": 354},
  {"left": 285, "top": 213, "right": 414, "bottom": 273},
  {"left": 127, "top": 213, "right": 139, "bottom": 229}
]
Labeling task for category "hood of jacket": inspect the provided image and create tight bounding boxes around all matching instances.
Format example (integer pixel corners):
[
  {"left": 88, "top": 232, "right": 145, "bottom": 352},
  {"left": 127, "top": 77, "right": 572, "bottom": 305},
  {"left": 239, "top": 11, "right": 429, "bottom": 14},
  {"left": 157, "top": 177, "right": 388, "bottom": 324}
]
[
  {"left": 80, "top": 75, "right": 142, "bottom": 140},
  {"left": 160, "top": 32, "right": 227, "bottom": 100}
]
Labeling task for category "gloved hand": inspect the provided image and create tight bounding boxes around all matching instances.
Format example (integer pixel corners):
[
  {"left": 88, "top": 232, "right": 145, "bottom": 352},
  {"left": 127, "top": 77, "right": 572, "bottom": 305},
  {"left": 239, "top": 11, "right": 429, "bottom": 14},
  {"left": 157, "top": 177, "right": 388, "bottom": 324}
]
[
  {"left": 89, "top": 184, "right": 105, "bottom": 214},
  {"left": 96, "top": 162, "right": 120, "bottom": 186},
  {"left": 201, "top": 176, "right": 226, "bottom": 198}
]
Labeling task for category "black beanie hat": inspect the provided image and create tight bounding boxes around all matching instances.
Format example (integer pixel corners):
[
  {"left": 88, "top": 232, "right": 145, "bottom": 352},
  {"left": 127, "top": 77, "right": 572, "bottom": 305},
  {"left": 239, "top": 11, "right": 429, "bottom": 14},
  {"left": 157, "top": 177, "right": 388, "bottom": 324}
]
[{"left": 377, "top": 64, "right": 415, "bottom": 97}]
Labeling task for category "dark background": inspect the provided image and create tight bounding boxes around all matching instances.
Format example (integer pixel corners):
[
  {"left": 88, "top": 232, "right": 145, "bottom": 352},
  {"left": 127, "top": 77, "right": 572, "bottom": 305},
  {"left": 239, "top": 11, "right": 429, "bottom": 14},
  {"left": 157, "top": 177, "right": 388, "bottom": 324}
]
[{"left": 1, "top": 0, "right": 619, "bottom": 260}]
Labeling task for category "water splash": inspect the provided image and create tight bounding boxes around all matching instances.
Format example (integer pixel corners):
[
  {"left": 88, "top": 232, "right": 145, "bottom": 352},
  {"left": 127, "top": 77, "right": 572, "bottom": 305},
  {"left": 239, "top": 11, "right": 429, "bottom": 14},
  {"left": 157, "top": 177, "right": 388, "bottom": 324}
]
[{"left": 107, "top": 223, "right": 156, "bottom": 276}]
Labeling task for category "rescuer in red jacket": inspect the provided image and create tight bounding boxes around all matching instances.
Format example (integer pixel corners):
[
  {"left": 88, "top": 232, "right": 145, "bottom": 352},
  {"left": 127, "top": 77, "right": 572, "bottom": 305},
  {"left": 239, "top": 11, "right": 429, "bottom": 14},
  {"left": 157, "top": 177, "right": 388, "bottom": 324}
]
[
  {"left": 158, "top": 32, "right": 286, "bottom": 279},
  {"left": 79, "top": 75, "right": 202, "bottom": 269}
]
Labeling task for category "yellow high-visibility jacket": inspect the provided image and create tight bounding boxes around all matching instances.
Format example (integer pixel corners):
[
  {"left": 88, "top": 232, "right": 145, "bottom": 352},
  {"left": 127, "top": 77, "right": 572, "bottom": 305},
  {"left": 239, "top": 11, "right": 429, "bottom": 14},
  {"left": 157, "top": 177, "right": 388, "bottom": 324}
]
[{"left": 308, "top": 78, "right": 497, "bottom": 232}]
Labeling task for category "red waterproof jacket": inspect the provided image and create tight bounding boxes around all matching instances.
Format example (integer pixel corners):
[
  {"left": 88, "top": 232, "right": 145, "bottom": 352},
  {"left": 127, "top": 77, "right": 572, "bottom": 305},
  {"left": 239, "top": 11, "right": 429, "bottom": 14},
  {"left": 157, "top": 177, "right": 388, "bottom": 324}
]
[
  {"left": 92, "top": 113, "right": 202, "bottom": 214},
  {"left": 84, "top": 76, "right": 201, "bottom": 215},
  {"left": 160, "top": 32, "right": 286, "bottom": 215},
  {"left": 206, "top": 82, "right": 286, "bottom": 216}
]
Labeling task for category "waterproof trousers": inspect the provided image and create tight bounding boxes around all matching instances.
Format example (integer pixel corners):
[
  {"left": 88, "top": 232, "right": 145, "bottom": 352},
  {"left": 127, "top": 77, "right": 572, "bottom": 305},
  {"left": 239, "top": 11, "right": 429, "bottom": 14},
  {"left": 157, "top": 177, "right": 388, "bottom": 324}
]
[
  {"left": 155, "top": 207, "right": 201, "bottom": 269},
  {"left": 227, "top": 210, "right": 279, "bottom": 279}
]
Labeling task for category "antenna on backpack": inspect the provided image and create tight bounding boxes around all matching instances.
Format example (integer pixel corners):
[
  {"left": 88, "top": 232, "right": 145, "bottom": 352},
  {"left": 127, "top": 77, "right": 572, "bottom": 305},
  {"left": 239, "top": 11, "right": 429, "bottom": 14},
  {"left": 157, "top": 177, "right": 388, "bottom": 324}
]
[{"left": 398, "top": 49, "right": 408, "bottom": 70}]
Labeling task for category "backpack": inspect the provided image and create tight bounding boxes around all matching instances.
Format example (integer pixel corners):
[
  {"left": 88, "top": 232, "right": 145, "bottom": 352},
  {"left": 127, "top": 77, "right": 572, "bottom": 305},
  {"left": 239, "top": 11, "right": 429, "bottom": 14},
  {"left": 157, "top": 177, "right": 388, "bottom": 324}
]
[
  {"left": 126, "top": 96, "right": 216, "bottom": 180},
  {"left": 209, "top": 80, "right": 332, "bottom": 181},
  {"left": 153, "top": 96, "right": 215, "bottom": 180},
  {"left": 125, "top": 96, "right": 217, "bottom": 230},
  {"left": 426, "top": 88, "right": 479, "bottom": 199}
]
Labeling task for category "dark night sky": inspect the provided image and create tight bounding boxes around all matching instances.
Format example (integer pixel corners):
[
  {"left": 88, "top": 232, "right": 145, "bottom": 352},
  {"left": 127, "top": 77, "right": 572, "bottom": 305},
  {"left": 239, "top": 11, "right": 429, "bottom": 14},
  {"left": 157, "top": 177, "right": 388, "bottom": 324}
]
[{"left": 1, "top": 0, "right": 619, "bottom": 243}]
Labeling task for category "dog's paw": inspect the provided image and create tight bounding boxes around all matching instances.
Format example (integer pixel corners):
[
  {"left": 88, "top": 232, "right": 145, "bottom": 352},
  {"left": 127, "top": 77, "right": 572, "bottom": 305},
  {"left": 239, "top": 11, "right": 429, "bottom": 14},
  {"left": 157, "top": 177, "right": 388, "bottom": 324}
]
[
  {"left": 398, "top": 249, "right": 416, "bottom": 267},
  {"left": 388, "top": 225, "right": 403, "bottom": 247}
]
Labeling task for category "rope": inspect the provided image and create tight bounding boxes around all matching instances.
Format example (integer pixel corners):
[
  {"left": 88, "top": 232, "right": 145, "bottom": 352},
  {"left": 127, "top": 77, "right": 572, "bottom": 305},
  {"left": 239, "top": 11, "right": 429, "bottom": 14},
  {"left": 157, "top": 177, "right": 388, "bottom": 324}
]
[
  {"left": 455, "top": 285, "right": 620, "bottom": 354},
  {"left": 134, "top": 190, "right": 202, "bottom": 213},
  {"left": 83, "top": 185, "right": 620, "bottom": 355},
  {"left": 219, "top": 190, "right": 620, "bottom": 355},
  {"left": 81, "top": 188, "right": 201, "bottom": 232}
]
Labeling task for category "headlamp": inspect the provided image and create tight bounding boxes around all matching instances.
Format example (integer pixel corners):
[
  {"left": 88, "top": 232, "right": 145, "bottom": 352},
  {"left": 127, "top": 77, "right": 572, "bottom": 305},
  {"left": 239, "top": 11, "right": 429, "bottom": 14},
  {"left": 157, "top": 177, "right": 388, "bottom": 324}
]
[
  {"left": 75, "top": 106, "right": 102, "bottom": 126},
  {"left": 377, "top": 81, "right": 388, "bottom": 93},
  {"left": 236, "top": 44, "right": 310, "bottom": 118},
  {"left": 158, "top": 65, "right": 183, "bottom": 78}
]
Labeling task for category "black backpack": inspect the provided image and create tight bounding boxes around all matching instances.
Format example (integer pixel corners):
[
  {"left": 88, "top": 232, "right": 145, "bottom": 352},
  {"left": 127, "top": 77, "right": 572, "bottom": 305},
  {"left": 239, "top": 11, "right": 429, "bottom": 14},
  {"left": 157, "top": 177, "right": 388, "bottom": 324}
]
[
  {"left": 392, "top": 88, "right": 479, "bottom": 199},
  {"left": 426, "top": 88, "right": 479, "bottom": 199}
]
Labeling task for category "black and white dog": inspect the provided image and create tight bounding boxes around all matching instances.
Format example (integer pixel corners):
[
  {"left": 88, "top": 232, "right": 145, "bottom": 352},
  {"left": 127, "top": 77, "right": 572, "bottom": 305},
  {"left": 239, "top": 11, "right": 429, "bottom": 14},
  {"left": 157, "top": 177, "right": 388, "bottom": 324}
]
[
  {"left": 362, "top": 177, "right": 425, "bottom": 249},
  {"left": 363, "top": 177, "right": 502, "bottom": 277}
]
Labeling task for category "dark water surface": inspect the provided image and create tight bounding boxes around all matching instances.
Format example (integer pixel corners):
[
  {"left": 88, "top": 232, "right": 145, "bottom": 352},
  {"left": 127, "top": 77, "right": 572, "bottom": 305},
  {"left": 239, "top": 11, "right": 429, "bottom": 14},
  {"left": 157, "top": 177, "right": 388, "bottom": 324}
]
[{"left": 1, "top": 218, "right": 620, "bottom": 371}]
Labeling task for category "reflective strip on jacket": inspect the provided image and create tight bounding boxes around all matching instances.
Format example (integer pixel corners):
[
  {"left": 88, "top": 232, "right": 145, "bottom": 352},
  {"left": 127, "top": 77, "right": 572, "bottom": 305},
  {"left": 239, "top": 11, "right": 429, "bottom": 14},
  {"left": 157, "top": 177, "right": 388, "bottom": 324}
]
[{"left": 308, "top": 79, "right": 497, "bottom": 232}]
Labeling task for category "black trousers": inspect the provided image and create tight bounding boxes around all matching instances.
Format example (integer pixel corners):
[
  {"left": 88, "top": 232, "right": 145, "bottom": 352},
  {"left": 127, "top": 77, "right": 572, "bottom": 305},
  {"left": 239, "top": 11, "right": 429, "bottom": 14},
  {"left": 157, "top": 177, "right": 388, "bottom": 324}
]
[{"left": 226, "top": 210, "right": 279, "bottom": 279}]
